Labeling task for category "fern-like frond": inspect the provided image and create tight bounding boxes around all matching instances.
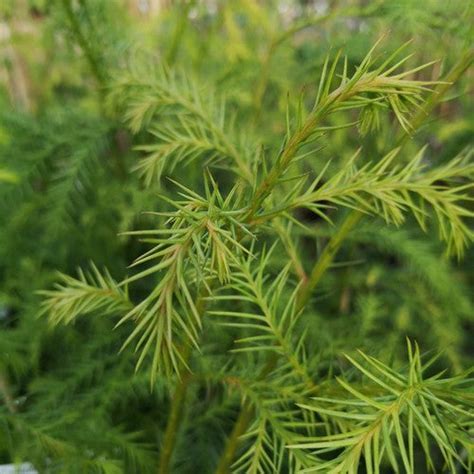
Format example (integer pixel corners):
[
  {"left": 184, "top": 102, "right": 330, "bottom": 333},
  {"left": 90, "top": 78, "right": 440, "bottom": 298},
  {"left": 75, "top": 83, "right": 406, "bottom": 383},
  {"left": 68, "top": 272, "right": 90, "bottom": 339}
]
[
  {"left": 247, "top": 41, "right": 441, "bottom": 217},
  {"left": 40, "top": 264, "right": 131, "bottom": 326},
  {"left": 45, "top": 124, "right": 109, "bottom": 235},
  {"left": 108, "top": 65, "right": 253, "bottom": 183},
  {"left": 209, "top": 248, "right": 315, "bottom": 391},
  {"left": 229, "top": 377, "right": 317, "bottom": 474},
  {"left": 116, "top": 179, "right": 251, "bottom": 380},
  {"left": 233, "top": 417, "right": 280, "bottom": 474},
  {"left": 290, "top": 342, "right": 473, "bottom": 473},
  {"left": 259, "top": 147, "right": 473, "bottom": 257}
]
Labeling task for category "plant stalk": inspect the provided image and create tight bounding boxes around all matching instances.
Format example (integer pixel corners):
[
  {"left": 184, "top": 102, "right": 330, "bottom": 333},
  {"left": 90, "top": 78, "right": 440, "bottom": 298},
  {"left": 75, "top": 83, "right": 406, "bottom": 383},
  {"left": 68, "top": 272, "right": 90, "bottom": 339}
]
[
  {"left": 296, "top": 210, "right": 363, "bottom": 310},
  {"left": 158, "top": 371, "right": 191, "bottom": 473},
  {"left": 395, "top": 49, "right": 474, "bottom": 145},
  {"left": 157, "top": 294, "right": 207, "bottom": 473},
  {"left": 214, "top": 404, "right": 254, "bottom": 474}
]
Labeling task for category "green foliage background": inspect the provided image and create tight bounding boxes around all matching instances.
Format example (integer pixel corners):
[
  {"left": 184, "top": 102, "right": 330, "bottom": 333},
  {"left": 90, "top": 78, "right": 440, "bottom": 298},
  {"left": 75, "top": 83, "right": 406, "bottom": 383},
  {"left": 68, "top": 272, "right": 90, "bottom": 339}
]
[{"left": 0, "top": 1, "right": 472, "bottom": 472}]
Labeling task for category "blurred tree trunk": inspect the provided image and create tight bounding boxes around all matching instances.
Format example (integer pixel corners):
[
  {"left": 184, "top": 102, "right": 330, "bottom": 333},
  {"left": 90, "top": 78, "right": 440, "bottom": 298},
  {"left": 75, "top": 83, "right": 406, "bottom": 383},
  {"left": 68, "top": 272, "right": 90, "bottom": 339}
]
[{"left": 0, "top": 20, "right": 32, "bottom": 112}]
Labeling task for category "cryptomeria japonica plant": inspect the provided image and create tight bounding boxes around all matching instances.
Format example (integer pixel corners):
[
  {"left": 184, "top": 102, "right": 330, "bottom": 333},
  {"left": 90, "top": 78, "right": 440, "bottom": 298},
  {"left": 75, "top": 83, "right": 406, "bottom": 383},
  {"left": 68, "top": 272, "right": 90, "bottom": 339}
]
[{"left": 0, "top": 1, "right": 473, "bottom": 473}]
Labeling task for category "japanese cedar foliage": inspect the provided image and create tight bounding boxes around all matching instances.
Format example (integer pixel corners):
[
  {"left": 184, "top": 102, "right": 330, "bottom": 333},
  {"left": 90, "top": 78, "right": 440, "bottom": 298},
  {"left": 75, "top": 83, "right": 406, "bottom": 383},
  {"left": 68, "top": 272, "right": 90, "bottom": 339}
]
[{"left": 0, "top": 1, "right": 473, "bottom": 473}]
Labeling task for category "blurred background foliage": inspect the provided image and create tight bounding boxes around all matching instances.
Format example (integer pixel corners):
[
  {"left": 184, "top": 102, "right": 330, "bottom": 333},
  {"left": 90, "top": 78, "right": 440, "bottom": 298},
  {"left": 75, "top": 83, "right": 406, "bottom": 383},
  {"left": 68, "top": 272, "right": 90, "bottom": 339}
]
[{"left": 0, "top": 0, "right": 472, "bottom": 472}]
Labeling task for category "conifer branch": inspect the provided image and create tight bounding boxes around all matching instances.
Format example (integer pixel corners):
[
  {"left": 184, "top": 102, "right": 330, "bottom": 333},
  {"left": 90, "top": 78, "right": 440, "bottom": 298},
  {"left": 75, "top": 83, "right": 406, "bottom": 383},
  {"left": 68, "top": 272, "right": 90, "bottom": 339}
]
[
  {"left": 39, "top": 264, "right": 132, "bottom": 326},
  {"left": 290, "top": 343, "right": 473, "bottom": 473},
  {"left": 246, "top": 42, "right": 440, "bottom": 220},
  {"left": 210, "top": 250, "right": 316, "bottom": 392},
  {"left": 115, "top": 179, "right": 251, "bottom": 380},
  {"left": 296, "top": 50, "right": 474, "bottom": 308},
  {"left": 277, "top": 148, "right": 473, "bottom": 256},
  {"left": 5, "top": 3, "right": 474, "bottom": 472},
  {"left": 109, "top": 68, "right": 254, "bottom": 183}
]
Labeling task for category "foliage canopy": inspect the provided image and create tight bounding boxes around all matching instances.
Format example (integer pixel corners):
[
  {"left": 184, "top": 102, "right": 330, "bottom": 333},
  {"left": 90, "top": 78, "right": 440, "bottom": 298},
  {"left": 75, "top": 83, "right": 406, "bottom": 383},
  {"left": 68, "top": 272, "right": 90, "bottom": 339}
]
[{"left": 0, "top": 1, "right": 473, "bottom": 473}]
